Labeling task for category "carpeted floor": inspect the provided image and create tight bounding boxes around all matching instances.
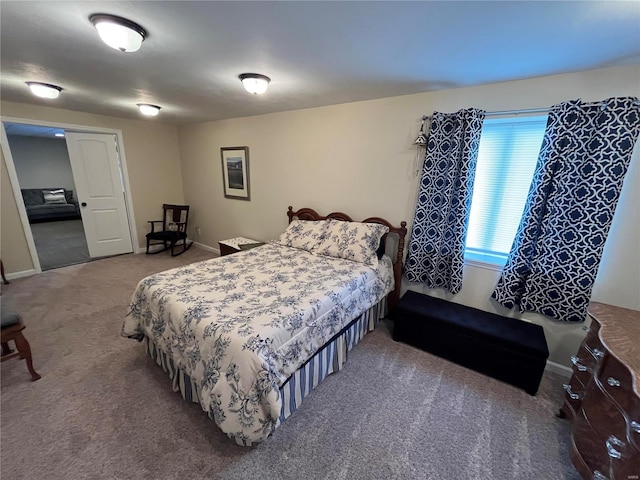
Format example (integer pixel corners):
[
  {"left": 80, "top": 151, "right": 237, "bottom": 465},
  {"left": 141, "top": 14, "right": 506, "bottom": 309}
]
[
  {"left": 0, "top": 248, "right": 581, "bottom": 480},
  {"left": 29, "top": 219, "right": 90, "bottom": 271}
]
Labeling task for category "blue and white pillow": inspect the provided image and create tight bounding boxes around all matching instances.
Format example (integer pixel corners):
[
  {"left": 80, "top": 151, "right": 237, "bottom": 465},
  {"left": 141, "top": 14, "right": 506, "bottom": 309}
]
[
  {"left": 312, "top": 220, "right": 389, "bottom": 266},
  {"left": 276, "top": 220, "right": 330, "bottom": 252}
]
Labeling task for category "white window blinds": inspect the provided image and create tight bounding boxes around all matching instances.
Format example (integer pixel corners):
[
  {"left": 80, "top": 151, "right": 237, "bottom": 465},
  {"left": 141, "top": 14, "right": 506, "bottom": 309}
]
[{"left": 465, "top": 115, "right": 548, "bottom": 265}]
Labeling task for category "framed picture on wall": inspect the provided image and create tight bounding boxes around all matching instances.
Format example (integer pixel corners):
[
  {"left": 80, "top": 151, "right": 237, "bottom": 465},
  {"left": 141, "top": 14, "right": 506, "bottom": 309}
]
[{"left": 221, "top": 146, "right": 250, "bottom": 200}]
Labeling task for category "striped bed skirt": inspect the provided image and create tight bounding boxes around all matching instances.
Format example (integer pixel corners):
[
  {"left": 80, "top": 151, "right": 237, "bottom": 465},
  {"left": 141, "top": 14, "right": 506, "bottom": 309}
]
[{"left": 143, "top": 298, "right": 386, "bottom": 445}]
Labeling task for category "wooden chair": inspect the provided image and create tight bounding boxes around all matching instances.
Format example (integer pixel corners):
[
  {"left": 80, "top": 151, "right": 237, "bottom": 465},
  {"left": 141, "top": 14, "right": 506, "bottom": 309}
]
[
  {"left": 145, "top": 204, "right": 193, "bottom": 256},
  {"left": 1, "top": 309, "right": 41, "bottom": 381}
]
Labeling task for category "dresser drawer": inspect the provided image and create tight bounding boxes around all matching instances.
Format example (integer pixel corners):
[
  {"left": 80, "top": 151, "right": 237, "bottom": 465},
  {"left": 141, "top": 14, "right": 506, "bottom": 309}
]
[
  {"left": 611, "top": 443, "right": 640, "bottom": 480},
  {"left": 598, "top": 353, "right": 637, "bottom": 414},
  {"left": 629, "top": 403, "right": 640, "bottom": 453},
  {"left": 581, "top": 383, "right": 629, "bottom": 448},
  {"left": 587, "top": 316, "right": 601, "bottom": 336},
  {"left": 576, "top": 403, "right": 639, "bottom": 480},
  {"left": 570, "top": 344, "right": 599, "bottom": 382},
  {"left": 572, "top": 410, "right": 611, "bottom": 477},
  {"left": 583, "top": 331, "right": 606, "bottom": 364},
  {"left": 563, "top": 374, "right": 588, "bottom": 415}
]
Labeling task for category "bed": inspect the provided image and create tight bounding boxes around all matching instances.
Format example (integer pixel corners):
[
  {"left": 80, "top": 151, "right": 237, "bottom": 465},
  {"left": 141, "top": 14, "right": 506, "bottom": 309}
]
[{"left": 122, "top": 206, "right": 407, "bottom": 445}]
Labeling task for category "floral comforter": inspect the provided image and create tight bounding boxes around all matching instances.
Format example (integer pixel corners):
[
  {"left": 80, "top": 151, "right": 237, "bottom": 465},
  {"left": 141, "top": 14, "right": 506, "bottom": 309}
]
[{"left": 122, "top": 242, "right": 393, "bottom": 444}]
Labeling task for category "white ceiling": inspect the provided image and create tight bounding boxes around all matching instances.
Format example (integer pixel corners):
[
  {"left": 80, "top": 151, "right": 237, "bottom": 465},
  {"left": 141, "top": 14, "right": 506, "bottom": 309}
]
[{"left": 1, "top": 1, "right": 639, "bottom": 126}]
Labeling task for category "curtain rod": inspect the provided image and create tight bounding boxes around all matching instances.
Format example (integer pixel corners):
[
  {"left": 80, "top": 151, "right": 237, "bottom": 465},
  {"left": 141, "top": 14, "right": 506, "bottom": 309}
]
[
  {"left": 422, "top": 99, "right": 640, "bottom": 121},
  {"left": 485, "top": 107, "right": 549, "bottom": 117}
]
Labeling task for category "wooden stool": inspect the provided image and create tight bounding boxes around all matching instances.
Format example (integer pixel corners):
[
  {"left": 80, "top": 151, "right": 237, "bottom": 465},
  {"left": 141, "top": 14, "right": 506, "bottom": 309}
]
[{"left": 1, "top": 310, "right": 41, "bottom": 381}]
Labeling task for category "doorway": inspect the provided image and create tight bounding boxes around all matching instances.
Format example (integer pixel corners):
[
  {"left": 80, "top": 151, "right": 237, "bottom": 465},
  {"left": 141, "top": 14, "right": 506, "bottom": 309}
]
[
  {"left": 1, "top": 119, "right": 138, "bottom": 274},
  {"left": 4, "top": 123, "right": 90, "bottom": 270}
]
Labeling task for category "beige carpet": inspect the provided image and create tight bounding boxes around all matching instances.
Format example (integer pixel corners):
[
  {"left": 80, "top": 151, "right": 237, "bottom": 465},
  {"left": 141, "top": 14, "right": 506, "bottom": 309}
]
[
  {"left": 0, "top": 248, "right": 581, "bottom": 480},
  {"left": 29, "top": 219, "right": 90, "bottom": 271}
]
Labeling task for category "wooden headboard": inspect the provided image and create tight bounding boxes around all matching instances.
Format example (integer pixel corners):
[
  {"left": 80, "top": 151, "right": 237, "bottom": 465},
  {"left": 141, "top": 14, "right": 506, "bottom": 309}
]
[{"left": 287, "top": 206, "right": 407, "bottom": 309}]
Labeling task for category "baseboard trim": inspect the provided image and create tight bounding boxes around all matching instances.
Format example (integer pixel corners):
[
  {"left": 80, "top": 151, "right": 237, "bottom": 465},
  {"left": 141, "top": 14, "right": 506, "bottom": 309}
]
[
  {"left": 134, "top": 243, "right": 219, "bottom": 256},
  {"left": 5, "top": 269, "right": 37, "bottom": 281},
  {"left": 193, "top": 241, "right": 220, "bottom": 256},
  {"left": 545, "top": 360, "right": 572, "bottom": 378}
]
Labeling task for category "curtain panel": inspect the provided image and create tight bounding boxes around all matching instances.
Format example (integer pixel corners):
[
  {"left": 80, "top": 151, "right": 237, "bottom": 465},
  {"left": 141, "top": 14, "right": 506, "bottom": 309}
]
[
  {"left": 492, "top": 97, "right": 640, "bottom": 322},
  {"left": 405, "top": 108, "right": 485, "bottom": 294}
]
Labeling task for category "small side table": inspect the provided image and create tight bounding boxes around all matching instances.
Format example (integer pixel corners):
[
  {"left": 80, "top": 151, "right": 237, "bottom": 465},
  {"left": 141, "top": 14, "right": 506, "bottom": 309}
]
[{"left": 219, "top": 237, "right": 265, "bottom": 256}]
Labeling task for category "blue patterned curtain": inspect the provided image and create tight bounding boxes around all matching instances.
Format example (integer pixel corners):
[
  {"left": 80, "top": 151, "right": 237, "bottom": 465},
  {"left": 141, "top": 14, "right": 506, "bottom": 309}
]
[
  {"left": 492, "top": 97, "right": 640, "bottom": 322},
  {"left": 405, "top": 108, "right": 485, "bottom": 293}
]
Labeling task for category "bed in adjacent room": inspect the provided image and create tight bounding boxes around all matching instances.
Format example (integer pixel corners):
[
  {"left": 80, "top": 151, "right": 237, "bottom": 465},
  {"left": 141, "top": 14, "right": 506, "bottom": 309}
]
[{"left": 122, "top": 206, "right": 407, "bottom": 445}]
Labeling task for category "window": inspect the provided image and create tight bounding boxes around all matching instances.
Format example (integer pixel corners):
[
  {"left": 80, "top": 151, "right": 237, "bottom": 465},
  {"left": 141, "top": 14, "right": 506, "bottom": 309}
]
[{"left": 465, "top": 115, "right": 548, "bottom": 265}]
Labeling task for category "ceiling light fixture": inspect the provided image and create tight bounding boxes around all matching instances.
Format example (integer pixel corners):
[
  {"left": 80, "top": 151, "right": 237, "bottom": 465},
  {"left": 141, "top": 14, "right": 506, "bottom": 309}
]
[
  {"left": 239, "top": 73, "right": 271, "bottom": 95},
  {"left": 26, "top": 82, "right": 63, "bottom": 99},
  {"left": 137, "top": 103, "right": 161, "bottom": 116},
  {"left": 55, "top": 133, "right": 65, "bottom": 138},
  {"left": 90, "top": 14, "right": 147, "bottom": 52}
]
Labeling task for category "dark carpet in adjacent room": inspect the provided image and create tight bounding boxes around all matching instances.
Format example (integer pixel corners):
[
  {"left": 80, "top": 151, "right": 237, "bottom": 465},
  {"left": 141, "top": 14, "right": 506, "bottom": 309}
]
[
  {"left": 0, "top": 248, "right": 581, "bottom": 480},
  {"left": 29, "top": 219, "right": 90, "bottom": 271}
]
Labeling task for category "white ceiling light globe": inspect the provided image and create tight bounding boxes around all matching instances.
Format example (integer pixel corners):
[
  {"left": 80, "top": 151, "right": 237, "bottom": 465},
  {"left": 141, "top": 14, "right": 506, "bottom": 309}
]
[
  {"left": 90, "top": 14, "right": 146, "bottom": 53},
  {"left": 137, "top": 104, "right": 161, "bottom": 116},
  {"left": 26, "top": 82, "right": 62, "bottom": 99},
  {"left": 239, "top": 74, "right": 271, "bottom": 95}
]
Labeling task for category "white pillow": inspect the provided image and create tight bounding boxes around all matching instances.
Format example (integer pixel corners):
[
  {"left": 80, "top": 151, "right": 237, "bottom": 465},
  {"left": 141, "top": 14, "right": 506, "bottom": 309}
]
[
  {"left": 276, "top": 220, "right": 330, "bottom": 252},
  {"left": 43, "top": 189, "right": 67, "bottom": 204},
  {"left": 312, "top": 219, "right": 389, "bottom": 266}
]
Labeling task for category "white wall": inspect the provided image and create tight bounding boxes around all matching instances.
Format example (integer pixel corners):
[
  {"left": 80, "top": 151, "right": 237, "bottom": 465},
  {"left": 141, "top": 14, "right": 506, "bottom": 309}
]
[
  {"left": 177, "top": 65, "right": 640, "bottom": 368},
  {"left": 7, "top": 135, "right": 75, "bottom": 190},
  {"left": 1, "top": 147, "right": 32, "bottom": 275}
]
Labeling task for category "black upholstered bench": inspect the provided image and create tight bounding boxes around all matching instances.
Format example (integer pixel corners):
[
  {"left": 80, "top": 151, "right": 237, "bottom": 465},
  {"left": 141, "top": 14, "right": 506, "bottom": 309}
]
[{"left": 389, "top": 290, "right": 549, "bottom": 395}]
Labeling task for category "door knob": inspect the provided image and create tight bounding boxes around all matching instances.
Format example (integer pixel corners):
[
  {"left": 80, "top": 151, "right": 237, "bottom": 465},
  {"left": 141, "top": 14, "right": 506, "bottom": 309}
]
[{"left": 81, "top": 202, "right": 87, "bottom": 207}]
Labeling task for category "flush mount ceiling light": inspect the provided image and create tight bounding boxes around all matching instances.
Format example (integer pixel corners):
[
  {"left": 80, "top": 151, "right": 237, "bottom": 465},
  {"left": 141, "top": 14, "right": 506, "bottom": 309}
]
[
  {"left": 239, "top": 73, "right": 271, "bottom": 95},
  {"left": 26, "top": 82, "right": 63, "bottom": 99},
  {"left": 90, "top": 14, "right": 147, "bottom": 52},
  {"left": 137, "top": 103, "right": 161, "bottom": 116}
]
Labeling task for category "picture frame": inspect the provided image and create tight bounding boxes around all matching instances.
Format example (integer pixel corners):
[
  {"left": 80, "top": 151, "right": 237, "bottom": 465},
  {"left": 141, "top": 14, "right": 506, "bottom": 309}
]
[{"left": 220, "top": 146, "right": 250, "bottom": 200}]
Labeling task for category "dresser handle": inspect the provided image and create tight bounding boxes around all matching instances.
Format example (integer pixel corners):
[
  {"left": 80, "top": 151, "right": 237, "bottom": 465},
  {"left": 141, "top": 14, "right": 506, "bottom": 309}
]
[
  {"left": 608, "top": 435, "right": 624, "bottom": 446},
  {"left": 571, "top": 356, "right": 588, "bottom": 371},
  {"left": 607, "top": 377, "right": 621, "bottom": 387},
  {"left": 606, "top": 435, "right": 624, "bottom": 459},
  {"left": 631, "top": 421, "right": 640, "bottom": 434},
  {"left": 593, "top": 471, "right": 609, "bottom": 480},
  {"left": 592, "top": 348, "right": 604, "bottom": 358},
  {"left": 563, "top": 383, "right": 581, "bottom": 400}
]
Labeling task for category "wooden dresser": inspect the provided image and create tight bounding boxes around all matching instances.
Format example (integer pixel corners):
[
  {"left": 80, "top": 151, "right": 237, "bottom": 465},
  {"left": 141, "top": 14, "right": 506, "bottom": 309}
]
[{"left": 558, "top": 302, "right": 640, "bottom": 479}]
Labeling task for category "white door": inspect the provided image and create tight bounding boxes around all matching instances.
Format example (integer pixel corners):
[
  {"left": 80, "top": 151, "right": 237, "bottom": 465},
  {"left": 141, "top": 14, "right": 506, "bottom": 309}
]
[{"left": 65, "top": 132, "right": 133, "bottom": 258}]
